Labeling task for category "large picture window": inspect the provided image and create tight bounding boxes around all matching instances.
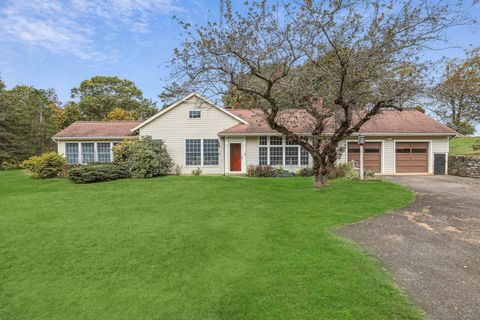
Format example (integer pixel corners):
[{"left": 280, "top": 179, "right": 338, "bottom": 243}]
[
  {"left": 97, "top": 143, "right": 111, "bottom": 163},
  {"left": 258, "top": 136, "right": 310, "bottom": 166},
  {"left": 203, "top": 139, "right": 219, "bottom": 165},
  {"left": 65, "top": 143, "right": 78, "bottom": 164},
  {"left": 81, "top": 143, "right": 95, "bottom": 164},
  {"left": 186, "top": 139, "right": 201, "bottom": 165}
]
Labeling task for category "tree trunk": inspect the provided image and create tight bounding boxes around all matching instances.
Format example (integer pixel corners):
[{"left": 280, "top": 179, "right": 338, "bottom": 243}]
[
  {"left": 312, "top": 156, "right": 329, "bottom": 188},
  {"left": 314, "top": 171, "right": 328, "bottom": 187}
]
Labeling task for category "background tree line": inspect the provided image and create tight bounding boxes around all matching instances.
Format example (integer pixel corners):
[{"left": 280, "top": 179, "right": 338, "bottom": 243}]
[{"left": 0, "top": 76, "right": 157, "bottom": 169}]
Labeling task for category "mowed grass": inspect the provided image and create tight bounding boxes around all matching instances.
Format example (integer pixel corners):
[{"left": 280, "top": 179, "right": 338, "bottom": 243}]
[
  {"left": 0, "top": 171, "right": 422, "bottom": 320},
  {"left": 449, "top": 136, "right": 480, "bottom": 156}
]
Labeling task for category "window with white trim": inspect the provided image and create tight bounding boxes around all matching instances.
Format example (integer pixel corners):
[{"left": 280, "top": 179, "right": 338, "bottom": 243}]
[
  {"left": 186, "top": 139, "right": 201, "bottom": 165},
  {"left": 259, "top": 147, "right": 268, "bottom": 165},
  {"left": 258, "top": 136, "right": 310, "bottom": 166},
  {"left": 270, "top": 136, "right": 282, "bottom": 145},
  {"left": 189, "top": 110, "right": 201, "bottom": 119},
  {"left": 65, "top": 143, "right": 78, "bottom": 164},
  {"left": 203, "top": 139, "right": 219, "bottom": 165},
  {"left": 285, "top": 147, "right": 299, "bottom": 165},
  {"left": 97, "top": 143, "right": 111, "bottom": 163},
  {"left": 81, "top": 143, "right": 95, "bottom": 164},
  {"left": 300, "top": 148, "right": 309, "bottom": 165}
]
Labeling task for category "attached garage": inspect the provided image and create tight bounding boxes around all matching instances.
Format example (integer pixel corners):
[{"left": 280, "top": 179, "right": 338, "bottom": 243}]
[
  {"left": 347, "top": 142, "right": 382, "bottom": 173},
  {"left": 395, "top": 142, "right": 429, "bottom": 173}
]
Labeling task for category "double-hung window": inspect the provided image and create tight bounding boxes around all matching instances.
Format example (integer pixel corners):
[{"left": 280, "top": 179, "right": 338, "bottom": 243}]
[
  {"left": 259, "top": 136, "right": 268, "bottom": 165},
  {"left": 186, "top": 139, "right": 201, "bottom": 165},
  {"left": 97, "top": 143, "right": 111, "bottom": 163},
  {"left": 81, "top": 143, "right": 95, "bottom": 164},
  {"left": 258, "top": 136, "right": 310, "bottom": 166},
  {"left": 65, "top": 143, "right": 79, "bottom": 164},
  {"left": 203, "top": 139, "right": 219, "bottom": 165}
]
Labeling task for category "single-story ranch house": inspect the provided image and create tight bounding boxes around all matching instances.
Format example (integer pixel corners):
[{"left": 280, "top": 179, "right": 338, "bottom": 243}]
[{"left": 53, "top": 92, "right": 457, "bottom": 175}]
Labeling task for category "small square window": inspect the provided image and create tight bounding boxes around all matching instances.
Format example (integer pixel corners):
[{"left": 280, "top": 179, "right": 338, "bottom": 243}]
[
  {"left": 270, "top": 136, "right": 283, "bottom": 145},
  {"left": 259, "top": 136, "right": 267, "bottom": 145},
  {"left": 189, "top": 110, "right": 201, "bottom": 119}
]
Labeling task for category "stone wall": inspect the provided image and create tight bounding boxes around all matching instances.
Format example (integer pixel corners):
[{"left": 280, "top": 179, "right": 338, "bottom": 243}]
[{"left": 448, "top": 156, "right": 480, "bottom": 178}]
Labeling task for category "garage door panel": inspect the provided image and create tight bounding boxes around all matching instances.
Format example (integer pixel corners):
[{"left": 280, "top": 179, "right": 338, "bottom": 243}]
[
  {"left": 395, "top": 142, "right": 428, "bottom": 173},
  {"left": 347, "top": 142, "right": 381, "bottom": 173}
]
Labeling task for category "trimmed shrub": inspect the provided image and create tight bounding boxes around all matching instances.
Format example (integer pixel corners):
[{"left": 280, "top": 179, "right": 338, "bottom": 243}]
[
  {"left": 113, "top": 137, "right": 173, "bottom": 178},
  {"left": 21, "top": 152, "right": 67, "bottom": 178},
  {"left": 296, "top": 167, "right": 314, "bottom": 177},
  {"left": 191, "top": 168, "right": 202, "bottom": 176},
  {"left": 254, "top": 165, "right": 276, "bottom": 177},
  {"left": 274, "top": 167, "right": 296, "bottom": 177},
  {"left": 68, "top": 164, "right": 127, "bottom": 183}
]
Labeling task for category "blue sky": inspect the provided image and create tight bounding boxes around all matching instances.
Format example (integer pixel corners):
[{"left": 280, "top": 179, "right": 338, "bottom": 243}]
[{"left": 0, "top": 0, "right": 479, "bottom": 118}]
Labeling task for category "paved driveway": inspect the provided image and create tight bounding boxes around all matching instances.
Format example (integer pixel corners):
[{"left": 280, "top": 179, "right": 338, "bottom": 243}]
[{"left": 338, "top": 175, "right": 480, "bottom": 320}]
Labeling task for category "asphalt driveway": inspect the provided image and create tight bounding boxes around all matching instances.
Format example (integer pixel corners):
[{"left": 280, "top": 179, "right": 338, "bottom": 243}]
[{"left": 338, "top": 175, "right": 480, "bottom": 320}]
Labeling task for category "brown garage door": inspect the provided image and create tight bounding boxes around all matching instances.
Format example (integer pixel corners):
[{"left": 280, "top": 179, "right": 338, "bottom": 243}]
[
  {"left": 396, "top": 142, "right": 428, "bottom": 173},
  {"left": 347, "top": 142, "right": 381, "bottom": 173}
]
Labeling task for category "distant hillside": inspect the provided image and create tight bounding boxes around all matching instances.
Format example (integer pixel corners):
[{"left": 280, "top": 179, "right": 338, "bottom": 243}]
[{"left": 450, "top": 137, "right": 480, "bottom": 157}]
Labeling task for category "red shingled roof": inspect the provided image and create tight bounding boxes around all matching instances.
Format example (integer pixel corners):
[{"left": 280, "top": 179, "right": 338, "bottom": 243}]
[
  {"left": 220, "top": 109, "right": 457, "bottom": 135},
  {"left": 53, "top": 121, "right": 141, "bottom": 138}
]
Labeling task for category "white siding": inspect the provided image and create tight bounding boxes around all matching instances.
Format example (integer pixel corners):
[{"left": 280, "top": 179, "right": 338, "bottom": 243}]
[{"left": 139, "top": 96, "right": 241, "bottom": 174}]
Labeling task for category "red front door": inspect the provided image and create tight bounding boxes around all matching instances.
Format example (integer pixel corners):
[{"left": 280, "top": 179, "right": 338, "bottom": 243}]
[{"left": 230, "top": 143, "right": 242, "bottom": 172}]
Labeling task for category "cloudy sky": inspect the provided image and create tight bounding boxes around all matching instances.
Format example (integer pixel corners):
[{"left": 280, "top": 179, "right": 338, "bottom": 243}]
[{"left": 0, "top": 0, "right": 479, "bottom": 111}]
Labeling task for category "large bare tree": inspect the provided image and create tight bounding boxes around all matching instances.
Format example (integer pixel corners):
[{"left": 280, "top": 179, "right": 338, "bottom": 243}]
[{"left": 164, "top": 0, "right": 464, "bottom": 187}]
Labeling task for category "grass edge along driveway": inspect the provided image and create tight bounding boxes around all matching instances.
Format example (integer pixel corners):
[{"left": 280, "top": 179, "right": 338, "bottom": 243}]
[{"left": 0, "top": 171, "right": 423, "bottom": 320}]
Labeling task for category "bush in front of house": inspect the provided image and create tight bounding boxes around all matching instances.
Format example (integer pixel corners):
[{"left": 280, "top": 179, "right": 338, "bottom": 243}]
[
  {"left": 246, "top": 165, "right": 296, "bottom": 177},
  {"left": 191, "top": 168, "right": 202, "bottom": 176},
  {"left": 68, "top": 164, "right": 127, "bottom": 183},
  {"left": 113, "top": 137, "right": 173, "bottom": 178},
  {"left": 296, "top": 167, "right": 314, "bottom": 177},
  {"left": 328, "top": 163, "right": 359, "bottom": 180},
  {"left": 21, "top": 152, "right": 67, "bottom": 178},
  {"left": 274, "top": 167, "right": 296, "bottom": 177}
]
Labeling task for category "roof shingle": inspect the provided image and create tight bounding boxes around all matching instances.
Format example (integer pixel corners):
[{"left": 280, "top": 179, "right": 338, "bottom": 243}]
[
  {"left": 53, "top": 121, "right": 141, "bottom": 138},
  {"left": 220, "top": 109, "right": 457, "bottom": 135}
]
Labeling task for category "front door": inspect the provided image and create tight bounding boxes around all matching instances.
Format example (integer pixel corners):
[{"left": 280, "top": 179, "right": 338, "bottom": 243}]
[{"left": 230, "top": 143, "right": 242, "bottom": 172}]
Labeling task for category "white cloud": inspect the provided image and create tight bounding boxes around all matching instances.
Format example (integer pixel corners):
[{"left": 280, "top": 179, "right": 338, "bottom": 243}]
[{"left": 0, "top": 0, "right": 185, "bottom": 61}]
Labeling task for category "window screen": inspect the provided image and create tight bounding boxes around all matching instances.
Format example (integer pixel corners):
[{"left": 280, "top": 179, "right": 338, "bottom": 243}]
[
  {"left": 301, "top": 148, "right": 309, "bottom": 165},
  {"left": 285, "top": 147, "right": 298, "bottom": 165},
  {"left": 81, "top": 143, "right": 95, "bottom": 164},
  {"left": 269, "top": 147, "right": 283, "bottom": 165},
  {"left": 97, "top": 143, "right": 111, "bottom": 163},
  {"left": 203, "top": 139, "right": 219, "bottom": 165},
  {"left": 270, "top": 136, "right": 283, "bottom": 145},
  {"left": 259, "top": 147, "right": 268, "bottom": 165},
  {"left": 186, "top": 139, "right": 201, "bottom": 165},
  {"left": 65, "top": 143, "right": 78, "bottom": 164}
]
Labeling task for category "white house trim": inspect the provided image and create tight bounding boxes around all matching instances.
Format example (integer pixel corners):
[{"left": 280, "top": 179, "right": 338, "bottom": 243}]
[{"left": 131, "top": 92, "right": 248, "bottom": 132}]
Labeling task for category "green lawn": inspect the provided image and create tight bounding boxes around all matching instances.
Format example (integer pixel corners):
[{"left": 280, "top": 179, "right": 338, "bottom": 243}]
[
  {"left": 0, "top": 171, "right": 422, "bottom": 320},
  {"left": 449, "top": 136, "right": 480, "bottom": 156}
]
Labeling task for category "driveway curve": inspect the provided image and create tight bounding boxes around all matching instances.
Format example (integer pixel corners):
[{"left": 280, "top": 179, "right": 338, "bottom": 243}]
[{"left": 338, "top": 175, "right": 480, "bottom": 320}]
